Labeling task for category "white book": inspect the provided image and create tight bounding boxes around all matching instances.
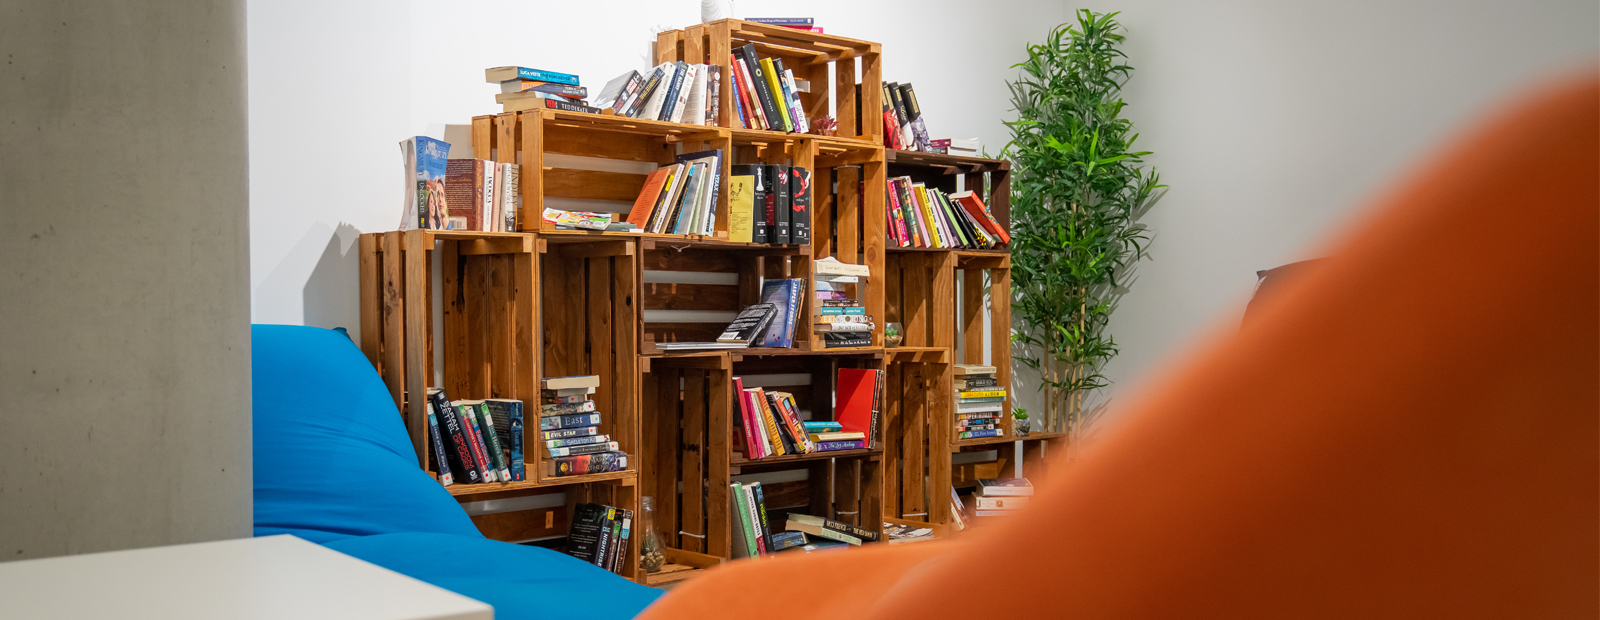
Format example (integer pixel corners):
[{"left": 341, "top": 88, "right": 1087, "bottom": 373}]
[
  {"left": 668, "top": 64, "right": 700, "bottom": 124},
  {"left": 681, "top": 64, "right": 707, "bottom": 126},
  {"left": 782, "top": 68, "right": 808, "bottom": 133},
  {"left": 638, "top": 63, "right": 678, "bottom": 121},
  {"left": 480, "top": 162, "right": 496, "bottom": 233},
  {"left": 956, "top": 403, "right": 1004, "bottom": 414},
  {"left": 499, "top": 163, "right": 519, "bottom": 232}
]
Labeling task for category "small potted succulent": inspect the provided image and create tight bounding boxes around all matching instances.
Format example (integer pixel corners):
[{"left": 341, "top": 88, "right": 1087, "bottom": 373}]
[
  {"left": 1013, "top": 408, "right": 1031, "bottom": 437},
  {"left": 884, "top": 322, "right": 904, "bottom": 348}
]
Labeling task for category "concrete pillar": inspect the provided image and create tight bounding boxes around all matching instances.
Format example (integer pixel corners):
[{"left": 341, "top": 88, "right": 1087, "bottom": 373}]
[{"left": 0, "top": 0, "right": 251, "bottom": 560}]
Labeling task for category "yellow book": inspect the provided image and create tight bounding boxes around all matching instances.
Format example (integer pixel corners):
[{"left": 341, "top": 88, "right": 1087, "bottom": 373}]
[
  {"left": 759, "top": 58, "right": 792, "bottom": 132},
  {"left": 913, "top": 184, "right": 947, "bottom": 247},
  {"left": 729, "top": 173, "right": 754, "bottom": 243},
  {"left": 756, "top": 389, "right": 787, "bottom": 456},
  {"left": 957, "top": 389, "right": 1007, "bottom": 399}
]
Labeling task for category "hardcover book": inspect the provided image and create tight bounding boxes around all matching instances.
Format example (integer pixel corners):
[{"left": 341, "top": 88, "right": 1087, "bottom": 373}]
[
  {"left": 790, "top": 167, "right": 811, "bottom": 245},
  {"left": 539, "top": 412, "right": 602, "bottom": 430},
  {"left": 544, "top": 451, "right": 628, "bottom": 477},
  {"left": 484, "top": 66, "right": 579, "bottom": 85},
  {"left": 767, "top": 165, "right": 790, "bottom": 244},
  {"left": 429, "top": 389, "right": 480, "bottom": 484},
  {"left": 736, "top": 164, "right": 768, "bottom": 243},
  {"left": 540, "top": 426, "right": 602, "bottom": 441},
  {"left": 718, "top": 303, "right": 778, "bottom": 344}
]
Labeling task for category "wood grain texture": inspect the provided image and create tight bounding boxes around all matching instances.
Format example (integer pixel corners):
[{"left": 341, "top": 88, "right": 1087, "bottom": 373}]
[
  {"left": 403, "top": 231, "right": 431, "bottom": 467},
  {"left": 544, "top": 168, "right": 649, "bottom": 202},
  {"left": 519, "top": 112, "right": 545, "bottom": 231},
  {"left": 380, "top": 232, "right": 405, "bottom": 414},
  {"left": 680, "top": 371, "right": 707, "bottom": 553},
  {"left": 359, "top": 234, "right": 380, "bottom": 369},
  {"left": 706, "top": 368, "right": 732, "bottom": 557}
]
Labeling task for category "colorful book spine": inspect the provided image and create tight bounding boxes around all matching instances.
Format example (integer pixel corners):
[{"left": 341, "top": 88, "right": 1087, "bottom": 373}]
[
  {"left": 474, "top": 403, "right": 512, "bottom": 482},
  {"left": 758, "top": 58, "right": 792, "bottom": 132},
  {"left": 593, "top": 507, "right": 614, "bottom": 568},
  {"left": 756, "top": 390, "right": 787, "bottom": 457},
  {"left": 540, "top": 400, "right": 597, "bottom": 416},
  {"left": 540, "top": 412, "right": 602, "bottom": 430},
  {"left": 458, "top": 404, "right": 499, "bottom": 482},
  {"left": 813, "top": 439, "right": 867, "bottom": 451},
  {"left": 511, "top": 67, "right": 579, "bottom": 85},
  {"left": 731, "top": 483, "right": 760, "bottom": 557},
  {"left": 548, "top": 441, "right": 620, "bottom": 457},
  {"left": 546, "top": 434, "right": 610, "bottom": 449},
  {"left": 750, "top": 482, "right": 776, "bottom": 553},
  {"left": 544, "top": 451, "right": 628, "bottom": 477},
  {"left": 743, "top": 484, "right": 768, "bottom": 555},
  {"left": 425, "top": 409, "right": 453, "bottom": 486},
  {"left": 540, "top": 426, "right": 602, "bottom": 441},
  {"left": 802, "top": 421, "right": 842, "bottom": 432},
  {"left": 959, "top": 429, "right": 1003, "bottom": 440},
  {"left": 734, "top": 378, "right": 763, "bottom": 459},
  {"left": 430, "top": 390, "right": 481, "bottom": 484}
]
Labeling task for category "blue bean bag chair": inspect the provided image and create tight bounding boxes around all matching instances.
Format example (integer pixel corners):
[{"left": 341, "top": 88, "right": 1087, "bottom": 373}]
[{"left": 252, "top": 324, "right": 662, "bottom": 619}]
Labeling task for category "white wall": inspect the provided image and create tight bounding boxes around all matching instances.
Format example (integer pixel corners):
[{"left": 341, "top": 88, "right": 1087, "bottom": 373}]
[
  {"left": 1012, "top": 0, "right": 1599, "bottom": 424},
  {"left": 2, "top": 0, "right": 252, "bottom": 560},
  {"left": 249, "top": 0, "right": 1067, "bottom": 334}
]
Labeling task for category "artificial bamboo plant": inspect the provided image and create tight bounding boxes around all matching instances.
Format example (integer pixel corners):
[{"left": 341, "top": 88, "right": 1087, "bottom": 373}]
[{"left": 1004, "top": 10, "right": 1164, "bottom": 448}]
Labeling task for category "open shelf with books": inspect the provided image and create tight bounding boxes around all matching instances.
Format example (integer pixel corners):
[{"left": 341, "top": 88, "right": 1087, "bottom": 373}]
[
  {"left": 884, "top": 150, "right": 1011, "bottom": 253},
  {"left": 658, "top": 19, "right": 884, "bottom": 144}
]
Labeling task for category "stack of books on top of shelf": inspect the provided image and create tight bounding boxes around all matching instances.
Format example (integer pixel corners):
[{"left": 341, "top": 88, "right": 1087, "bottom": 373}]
[
  {"left": 724, "top": 42, "right": 809, "bottom": 133},
  {"left": 879, "top": 82, "right": 932, "bottom": 152},
  {"left": 972, "top": 478, "right": 1033, "bottom": 518},
  {"left": 592, "top": 60, "right": 723, "bottom": 126},
  {"left": 566, "top": 502, "right": 633, "bottom": 575},
  {"left": 887, "top": 179, "right": 1009, "bottom": 249},
  {"left": 540, "top": 375, "right": 627, "bottom": 477},
  {"left": 622, "top": 150, "right": 723, "bottom": 235},
  {"left": 815, "top": 257, "right": 871, "bottom": 348},
  {"left": 487, "top": 66, "right": 603, "bottom": 115},
  {"left": 424, "top": 388, "right": 525, "bottom": 486},
  {"left": 955, "top": 364, "right": 1005, "bottom": 440}
]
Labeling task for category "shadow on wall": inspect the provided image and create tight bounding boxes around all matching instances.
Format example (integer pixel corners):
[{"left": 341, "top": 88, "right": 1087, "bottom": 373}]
[{"left": 303, "top": 222, "right": 362, "bottom": 336}]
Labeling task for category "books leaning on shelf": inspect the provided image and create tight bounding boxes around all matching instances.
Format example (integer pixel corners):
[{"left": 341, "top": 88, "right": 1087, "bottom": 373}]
[
  {"left": 623, "top": 150, "right": 724, "bottom": 235},
  {"left": 439, "top": 158, "right": 520, "bottom": 232},
  {"left": 651, "top": 302, "right": 779, "bottom": 351},
  {"left": 726, "top": 43, "right": 809, "bottom": 133},
  {"left": 755, "top": 278, "right": 804, "bottom": 348},
  {"left": 401, "top": 136, "right": 451, "bottom": 231},
  {"left": 879, "top": 81, "right": 931, "bottom": 152},
  {"left": 955, "top": 364, "right": 1005, "bottom": 440},
  {"left": 885, "top": 177, "right": 1008, "bottom": 249},
  {"left": 585, "top": 62, "right": 722, "bottom": 125},
  {"left": 566, "top": 502, "right": 633, "bottom": 575},
  {"left": 539, "top": 376, "right": 628, "bottom": 477},
  {"left": 423, "top": 387, "right": 527, "bottom": 486}
]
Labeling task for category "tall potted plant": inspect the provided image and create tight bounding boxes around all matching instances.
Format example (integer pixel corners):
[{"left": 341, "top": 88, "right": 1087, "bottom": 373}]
[{"left": 1004, "top": 10, "right": 1164, "bottom": 451}]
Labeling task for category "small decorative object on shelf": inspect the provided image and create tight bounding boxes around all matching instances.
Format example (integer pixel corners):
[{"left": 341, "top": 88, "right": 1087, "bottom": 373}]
[
  {"left": 884, "top": 322, "right": 904, "bottom": 347},
  {"left": 1014, "top": 408, "right": 1030, "bottom": 437},
  {"left": 809, "top": 115, "right": 837, "bottom": 137},
  {"left": 639, "top": 496, "right": 666, "bottom": 573}
]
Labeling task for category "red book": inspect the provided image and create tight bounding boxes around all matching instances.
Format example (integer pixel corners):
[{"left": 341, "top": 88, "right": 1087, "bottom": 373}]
[
  {"left": 949, "top": 191, "right": 1011, "bottom": 243},
  {"left": 445, "top": 159, "right": 487, "bottom": 231},
  {"left": 836, "top": 368, "right": 879, "bottom": 445},
  {"left": 734, "top": 377, "right": 763, "bottom": 459},
  {"left": 626, "top": 168, "right": 673, "bottom": 228}
]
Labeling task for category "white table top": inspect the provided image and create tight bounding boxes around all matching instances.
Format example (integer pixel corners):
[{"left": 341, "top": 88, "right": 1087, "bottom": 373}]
[{"left": 0, "top": 535, "right": 493, "bottom": 620}]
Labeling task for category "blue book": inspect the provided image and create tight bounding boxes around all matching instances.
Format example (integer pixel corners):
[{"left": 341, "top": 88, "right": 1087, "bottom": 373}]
[
  {"left": 802, "top": 421, "right": 842, "bottom": 432},
  {"left": 487, "top": 399, "right": 525, "bottom": 481},
  {"left": 958, "top": 428, "right": 1003, "bottom": 440},
  {"left": 486, "top": 66, "right": 579, "bottom": 86},
  {"left": 410, "top": 136, "right": 451, "bottom": 229},
  {"left": 755, "top": 278, "right": 802, "bottom": 347},
  {"left": 814, "top": 439, "right": 866, "bottom": 451},
  {"left": 819, "top": 306, "right": 866, "bottom": 315},
  {"left": 657, "top": 61, "right": 689, "bottom": 121}
]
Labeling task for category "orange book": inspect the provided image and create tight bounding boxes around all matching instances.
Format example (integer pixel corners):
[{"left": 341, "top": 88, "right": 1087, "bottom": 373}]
[
  {"left": 950, "top": 191, "right": 1011, "bottom": 244},
  {"left": 626, "top": 168, "right": 674, "bottom": 228}
]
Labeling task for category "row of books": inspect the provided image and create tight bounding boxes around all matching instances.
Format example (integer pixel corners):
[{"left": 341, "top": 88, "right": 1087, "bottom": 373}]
[
  {"left": 591, "top": 62, "right": 722, "bottom": 125},
  {"left": 880, "top": 81, "right": 930, "bottom": 152},
  {"left": 622, "top": 150, "right": 723, "bottom": 235},
  {"left": 567, "top": 502, "right": 632, "bottom": 575},
  {"left": 887, "top": 180, "right": 1010, "bottom": 249},
  {"left": 402, "top": 136, "right": 522, "bottom": 232},
  {"left": 724, "top": 43, "right": 809, "bottom": 133},
  {"left": 954, "top": 364, "right": 1006, "bottom": 440},
  {"left": 729, "top": 480, "right": 879, "bottom": 558},
  {"left": 732, "top": 368, "right": 881, "bottom": 460},
  {"left": 424, "top": 388, "right": 523, "bottom": 485}
]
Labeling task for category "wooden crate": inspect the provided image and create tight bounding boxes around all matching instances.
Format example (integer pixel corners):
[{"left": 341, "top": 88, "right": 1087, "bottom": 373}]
[
  {"left": 885, "top": 150, "right": 1012, "bottom": 250},
  {"left": 657, "top": 19, "right": 884, "bottom": 144},
  {"left": 472, "top": 110, "right": 732, "bottom": 238},
  {"left": 952, "top": 252, "right": 1015, "bottom": 448},
  {"left": 805, "top": 137, "right": 888, "bottom": 351},
  {"left": 642, "top": 355, "right": 735, "bottom": 559},
  {"left": 358, "top": 229, "right": 537, "bottom": 472},
  {"left": 638, "top": 240, "right": 811, "bottom": 353},
  {"left": 881, "top": 347, "right": 951, "bottom": 525}
]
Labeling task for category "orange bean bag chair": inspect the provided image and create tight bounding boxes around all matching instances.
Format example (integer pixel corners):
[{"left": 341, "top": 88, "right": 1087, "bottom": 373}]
[{"left": 640, "top": 75, "right": 1599, "bottom": 619}]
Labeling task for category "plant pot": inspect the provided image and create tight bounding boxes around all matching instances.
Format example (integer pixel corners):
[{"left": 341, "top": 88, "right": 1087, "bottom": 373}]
[
  {"left": 884, "top": 322, "right": 904, "bottom": 348},
  {"left": 1015, "top": 418, "right": 1030, "bottom": 437}
]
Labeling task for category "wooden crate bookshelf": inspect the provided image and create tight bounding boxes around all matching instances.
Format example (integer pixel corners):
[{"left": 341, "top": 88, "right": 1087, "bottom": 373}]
[{"left": 658, "top": 19, "right": 884, "bottom": 144}]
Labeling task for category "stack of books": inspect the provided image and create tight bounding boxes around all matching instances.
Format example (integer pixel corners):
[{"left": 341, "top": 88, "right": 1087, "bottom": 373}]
[
  {"left": 880, "top": 82, "right": 930, "bottom": 151},
  {"left": 566, "top": 502, "right": 632, "bottom": 575},
  {"left": 622, "top": 150, "right": 723, "bottom": 235},
  {"left": 972, "top": 478, "right": 1033, "bottom": 517},
  {"left": 423, "top": 388, "right": 525, "bottom": 486},
  {"left": 540, "top": 376, "right": 628, "bottom": 477},
  {"left": 487, "top": 66, "right": 599, "bottom": 115},
  {"left": 592, "top": 61, "right": 722, "bottom": 125},
  {"left": 815, "top": 257, "right": 871, "bottom": 348},
  {"left": 954, "top": 364, "right": 1005, "bottom": 440},
  {"left": 886, "top": 179, "right": 1010, "bottom": 249},
  {"left": 724, "top": 42, "right": 809, "bottom": 133}
]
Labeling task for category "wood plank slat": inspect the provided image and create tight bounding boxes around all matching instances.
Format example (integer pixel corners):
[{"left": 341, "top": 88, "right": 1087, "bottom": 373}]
[
  {"left": 706, "top": 369, "right": 732, "bottom": 557},
  {"left": 380, "top": 232, "right": 405, "bottom": 414},
  {"left": 358, "top": 234, "right": 380, "bottom": 369},
  {"left": 588, "top": 257, "right": 615, "bottom": 433},
  {"left": 641, "top": 282, "right": 740, "bottom": 311},
  {"left": 655, "top": 367, "right": 682, "bottom": 549},
  {"left": 680, "top": 372, "right": 707, "bottom": 553},
  {"left": 403, "top": 231, "right": 432, "bottom": 467},
  {"left": 519, "top": 112, "right": 545, "bottom": 231},
  {"left": 544, "top": 168, "right": 650, "bottom": 202},
  {"left": 835, "top": 166, "right": 860, "bottom": 264}
]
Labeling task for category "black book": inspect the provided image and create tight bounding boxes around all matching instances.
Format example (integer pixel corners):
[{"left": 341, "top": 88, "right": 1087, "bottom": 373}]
[
  {"left": 790, "top": 167, "right": 811, "bottom": 245},
  {"left": 735, "top": 164, "right": 768, "bottom": 243},
  {"left": 541, "top": 98, "right": 603, "bottom": 115},
  {"left": 429, "top": 388, "right": 481, "bottom": 484},
  {"left": 657, "top": 61, "right": 689, "bottom": 121},
  {"left": 596, "top": 506, "right": 617, "bottom": 570},
  {"left": 595, "top": 70, "right": 642, "bottom": 113},
  {"left": 625, "top": 66, "right": 666, "bottom": 118},
  {"left": 766, "top": 391, "right": 800, "bottom": 454},
  {"left": 767, "top": 164, "right": 791, "bottom": 244},
  {"left": 750, "top": 482, "right": 776, "bottom": 553},
  {"left": 887, "top": 81, "right": 910, "bottom": 129},
  {"left": 567, "top": 503, "right": 609, "bottom": 564},
  {"left": 869, "top": 369, "right": 884, "bottom": 448},
  {"left": 738, "top": 44, "right": 784, "bottom": 132},
  {"left": 898, "top": 83, "right": 921, "bottom": 121},
  {"left": 718, "top": 303, "right": 778, "bottom": 344},
  {"left": 823, "top": 333, "right": 872, "bottom": 348},
  {"left": 855, "top": 83, "right": 863, "bottom": 136},
  {"left": 604, "top": 507, "right": 631, "bottom": 573},
  {"left": 881, "top": 82, "right": 900, "bottom": 148}
]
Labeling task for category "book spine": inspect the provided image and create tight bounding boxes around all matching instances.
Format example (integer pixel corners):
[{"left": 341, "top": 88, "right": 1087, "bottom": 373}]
[
  {"left": 745, "top": 17, "right": 813, "bottom": 25},
  {"left": 613, "top": 508, "right": 634, "bottom": 574},
  {"left": 825, "top": 518, "right": 879, "bottom": 542},
  {"left": 475, "top": 404, "right": 512, "bottom": 481},
  {"left": 800, "top": 525, "right": 861, "bottom": 545},
  {"left": 542, "top": 98, "right": 604, "bottom": 115},
  {"left": 750, "top": 482, "right": 775, "bottom": 554},
  {"left": 481, "top": 160, "right": 496, "bottom": 232},
  {"left": 506, "top": 401, "right": 525, "bottom": 480},
  {"left": 801, "top": 422, "right": 842, "bottom": 432},
  {"left": 668, "top": 63, "right": 698, "bottom": 124},
  {"left": 758, "top": 57, "right": 792, "bottom": 132},
  {"left": 776, "top": 396, "right": 814, "bottom": 453},
  {"left": 779, "top": 63, "right": 808, "bottom": 133},
  {"left": 755, "top": 390, "right": 787, "bottom": 456},
  {"left": 539, "top": 412, "right": 602, "bottom": 430},
  {"left": 743, "top": 484, "right": 768, "bottom": 555},
  {"left": 784, "top": 278, "right": 801, "bottom": 347},
  {"left": 707, "top": 65, "right": 720, "bottom": 127},
  {"left": 958, "top": 390, "right": 1008, "bottom": 398},
  {"left": 548, "top": 441, "right": 621, "bottom": 457},
  {"left": 544, "top": 451, "right": 628, "bottom": 477},
  {"left": 731, "top": 483, "right": 759, "bottom": 557},
  {"left": 885, "top": 178, "right": 907, "bottom": 246},
  {"left": 425, "top": 409, "right": 453, "bottom": 485},
  {"left": 770, "top": 531, "right": 806, "bottom": 551},
  {"left": 870, "top": 369, "right": 883, "bottom": 447},
  {"left": 771, "top": 166, "right": 791, "bottom": 244},
  {"left": 658, "top": 62, "right": 687, "bottom": 121},
  {"left": 539, "top": 400, "right": 597, "bottom": 416},
  {"left": 959, "top": 429, "right": 1003, "bottom": 439},
  {"left": 731, "top": 53, "right": 767, "bottom": 130},
  {"left": 790, "top": 167, "right": 810, "bottom": 245},
  {"left": 516, "top": 67, "right": 579, "bottom": 85},
  {"left": 734, "top": 379, "right": 762, "bottom": 459},
  {"left": 431, "top": 391, "right": 481, "bottom": 483},
  {"left": 458, "top": 404, "right": 498, "bottom": 482},
  {"left": 729, "top": 56, "right": 750, "bottom": 128},
  {"left": 540, "top": 426, "right": 601, "bottom": 441},
  {"left": 772, "top": 59, "right": 800, "bottom": 131},
  {"left": 626, "top": 68, "right": 664, "bottom": 118},
  {"left": 751, "top": 165, "right": 770, "bottom": 243},
  {"left": 546, "top": 434, "right": 610, "bottom": 449},
  {"left": 611, "top": 72, "right": 644, "bottom": 113},
  {"left": 593, "top": 507, "right": 613, "bottom": 567},
  {"left": 813, "top": 439, "right": 866, "bottom": 451},
  {"left": 740, "top": 45, "right": 784, "bottom": 132}
]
